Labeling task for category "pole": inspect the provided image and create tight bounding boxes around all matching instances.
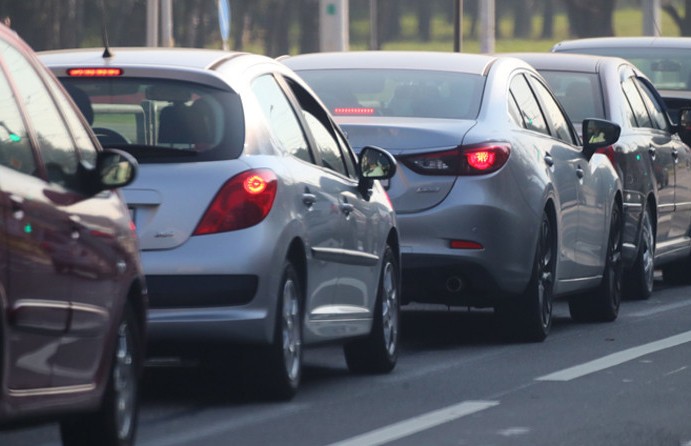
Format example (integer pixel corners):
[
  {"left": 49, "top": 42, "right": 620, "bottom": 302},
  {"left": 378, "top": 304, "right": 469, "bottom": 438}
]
[
  {"left": 161, "top": 0, "right": 173, "bottom": 47},
  {"left": 454, "top": 0, "right": 463, "bottom": 52},
  {"left": 643, "top": 0, "right": 660, "bottom": 36},
  {"left": 369, "top": 0, "right": 378, "bottom": 50},
  {"left": 146, "top": 0, "right": 159, "bottom": 47},
  {"left": 479, "top": 0, "right": 495, "bottom": 54}
]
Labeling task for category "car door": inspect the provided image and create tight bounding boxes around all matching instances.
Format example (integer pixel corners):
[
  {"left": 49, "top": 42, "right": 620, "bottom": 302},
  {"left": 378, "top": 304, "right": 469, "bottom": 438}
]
[
  {"left": 621, "top": 77, "right": 677, "bottom": 245},
  {"left": 528, "top": 74, "right": 608, "bottom": 278},
  {"left": 635, "top": 77, "right": 691, "bottom": 245},
  {"left": 281, "top": 75, "right": 380, "bottom": 338},
  {"left": 3, "top": 41, "right": 116, "bottom": 388},
  {"left": 0, "top": 49, "right": 72, "bottom": 390},
  {"left": 510, "top": 73, "right": 581, "bottom": 278}
]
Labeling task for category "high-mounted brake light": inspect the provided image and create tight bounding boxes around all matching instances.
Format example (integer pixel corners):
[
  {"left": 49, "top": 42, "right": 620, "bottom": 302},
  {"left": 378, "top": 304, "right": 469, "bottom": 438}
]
[
  {"left": 193, "top": 169, "right": 277, "bottom": 235},
  {"left": 400, "top": 143, "right": 511, "bottom": 176},
  {"left": 67, "top": 68, "right": 123, "bottom": 77},
  {"left": 333, "top": 107, "right": 375, "bottom": 116}
]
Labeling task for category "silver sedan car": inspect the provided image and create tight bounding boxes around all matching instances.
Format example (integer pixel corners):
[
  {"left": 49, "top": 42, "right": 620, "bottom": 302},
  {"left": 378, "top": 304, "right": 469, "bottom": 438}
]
[
  {"left": 39, "top": 47, "right": 400, "bottom": 400},
  {"left": 284, "top": 51, "right": 624, "bottom": 342}
]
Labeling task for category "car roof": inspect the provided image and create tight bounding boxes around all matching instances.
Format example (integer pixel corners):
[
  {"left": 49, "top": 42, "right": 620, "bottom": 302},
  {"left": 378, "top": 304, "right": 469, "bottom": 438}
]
[
  {"left": 282, "top": 50, "right": 505, "bottom": 75},
  {"left": 508, "top": 52, "right": 633, "bottom": 74},
  {"left": 553, "top": 36, "right": 691, "bottom": 51},
  {"left": 38, "top": 47, "right": 267, "bottom": 72}
]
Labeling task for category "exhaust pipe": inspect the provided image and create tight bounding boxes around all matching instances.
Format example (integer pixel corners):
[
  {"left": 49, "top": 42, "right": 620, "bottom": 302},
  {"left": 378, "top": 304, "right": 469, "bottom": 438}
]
[{"left": 445, "top": 276, "right": 464, "bottom": 293}]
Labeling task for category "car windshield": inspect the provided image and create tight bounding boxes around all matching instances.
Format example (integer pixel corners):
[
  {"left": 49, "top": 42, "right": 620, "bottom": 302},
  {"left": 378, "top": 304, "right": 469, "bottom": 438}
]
[
  {"left": 296, "top": 69, "right": 484, "bottom": 119},
  {"left": 561, "top": 47, "right": 691, "bottom": 92},
  {"left": 538, "top": 70, "right": 605, "bottom": 122},
  {"left": 60, "top": 78, "right": 245, "bottom": 163}
]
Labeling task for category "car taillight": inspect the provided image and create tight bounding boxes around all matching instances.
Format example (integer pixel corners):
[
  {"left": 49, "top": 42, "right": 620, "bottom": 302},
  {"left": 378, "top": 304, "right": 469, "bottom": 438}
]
[
  {"left": 193, "top": 169, "right": 277, "bottom": 235},
  {"left": 400, "top": 143, "right": 510, "bottom": 176},
  {"left": 595, "top": 145, "right": 617, "bottom": 167},
  {"left": 67, "top": 68, "right": 123, "bottom": 77}
]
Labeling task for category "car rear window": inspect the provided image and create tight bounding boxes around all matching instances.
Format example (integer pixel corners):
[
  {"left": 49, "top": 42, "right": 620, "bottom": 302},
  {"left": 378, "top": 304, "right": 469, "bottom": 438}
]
[
  {"left": 538, "top": 71, "right": 605, "bottom": 122},
  {"left": 296, "top": 69, "right": 484, "bottom": 119},
  {"left": 60, "top": 78, "right": 245, "bottom": 163},
  {"left": 558, "top": 47, "right": 691, "bottom": 92}
]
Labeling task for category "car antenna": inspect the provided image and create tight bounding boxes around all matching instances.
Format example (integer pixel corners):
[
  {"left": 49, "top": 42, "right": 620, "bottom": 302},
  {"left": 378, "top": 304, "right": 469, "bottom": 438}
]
[{"left": 100, "top": 0, "right": 113, "bottom": 58}]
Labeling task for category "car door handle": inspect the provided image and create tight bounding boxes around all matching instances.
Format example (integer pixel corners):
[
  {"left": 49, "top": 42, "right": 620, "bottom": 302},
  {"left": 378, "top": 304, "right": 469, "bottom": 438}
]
[
  {"left": 302, "top": 192, "right": 316, "bottom": 207},
  {"left": 340, "top": 202, "right": 354, "bottom": 215},
  {"left": 648, "top": 146, "right": 656, "bottom": 160},
  {"left": 9, "top": 194, "right": 24, "bottom": 220},
  {"left": 576, "top": 167, "right": 584, "bottom": 179},
  {"left": 544, "top": 154, "right": 554, "bottom": 167},
  {"left": 673, "top": 148, "right": 679, "bottom": 163},
  {"left": 69, "top": 215, "right": 81, "bottom": 240}
]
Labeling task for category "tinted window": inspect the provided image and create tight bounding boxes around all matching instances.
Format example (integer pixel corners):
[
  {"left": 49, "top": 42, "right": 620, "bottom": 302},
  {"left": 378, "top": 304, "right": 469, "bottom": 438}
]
[
  {"left": 622, "top": 77, "right": 653, "bottom": 128},
  {"left": 509, "top": 74, "right": 549, "bottom": 135},
  {"left": 0, "top": 55, "right": 35, "bottom": 175},
  {"left": 251, "top": 74, "right": 311, "bottom": 163},
  {"left": 3, "top": 41, "right": 79, "bottom": 187},
  {"left": 539, "top": 70, "right": 605, "bottom": 122},
  {"left": 634, "top": 78, "right": 669, "bottom": 131},
  {"left": 529, "top": 76, "right": 577, "bottom": 145},
  {"left": 297, "top": 69, "right": 485, "bottom": 119},
  {"left": 61, "top": 78, "right": 244, "bottom": 163}
]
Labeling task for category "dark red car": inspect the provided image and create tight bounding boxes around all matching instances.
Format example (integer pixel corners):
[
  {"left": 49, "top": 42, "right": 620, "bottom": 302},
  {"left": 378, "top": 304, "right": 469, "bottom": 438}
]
[{"left": 0, "top": 24, "right": 147, "bottom": 446}]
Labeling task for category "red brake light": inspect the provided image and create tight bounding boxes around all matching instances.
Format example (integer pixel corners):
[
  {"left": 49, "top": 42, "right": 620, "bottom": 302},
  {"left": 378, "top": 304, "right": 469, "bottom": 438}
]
[
  {"left": 450, "top": 240, "right": 483, "bottom": 250},
  {"left": 595, "top": 145, "right": 617, "bottom": 167},
  {"left": 333, "top": 107, "right": 375, "bottom": 116},
  {"left": 67, "top": 68, "right": 123, "bottom": 77},
  {"left": 193, "top": 169, "right": 277, "bottom": 235},
  {"left": 400, "top": 143, "right": 510, "bottom": 176}
]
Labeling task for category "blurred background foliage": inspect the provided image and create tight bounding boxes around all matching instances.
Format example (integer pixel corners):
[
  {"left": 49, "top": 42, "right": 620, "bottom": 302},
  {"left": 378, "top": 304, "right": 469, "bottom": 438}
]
[{"left": 0, "top": 0, "right": 689, "bottom": 56}]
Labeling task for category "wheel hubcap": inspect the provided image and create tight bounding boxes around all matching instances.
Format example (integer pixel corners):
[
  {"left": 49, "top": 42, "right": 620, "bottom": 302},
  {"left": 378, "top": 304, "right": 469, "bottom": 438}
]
[
  {"left": 114, "top": 320, "right": 135, "bottom": 440},
  {"left": 641, "top": 213, "right": 654, "bottom": 290},
  {"left": 609, "top": 210, "right": 623, "bottom": 305},
  {"left": 282, "top": 278, "right": 301, "bottom": 382},
  {"left": 381, "top": 260, "right": 398, "bottom": 356}
]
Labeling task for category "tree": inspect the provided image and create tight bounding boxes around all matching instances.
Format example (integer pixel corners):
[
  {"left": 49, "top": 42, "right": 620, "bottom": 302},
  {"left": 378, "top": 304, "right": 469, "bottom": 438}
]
[
  {"left": 662, "top": 0, "right": 691, "bottom": 36},
  {"left": 562, "top": 0, "right": 616, "bottom": 38}
]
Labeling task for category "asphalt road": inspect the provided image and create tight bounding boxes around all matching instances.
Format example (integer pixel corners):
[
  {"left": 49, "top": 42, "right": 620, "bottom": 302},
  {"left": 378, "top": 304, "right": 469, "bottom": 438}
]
[{"left": 3, "top": 277, "right": 691, "bottom": 446}]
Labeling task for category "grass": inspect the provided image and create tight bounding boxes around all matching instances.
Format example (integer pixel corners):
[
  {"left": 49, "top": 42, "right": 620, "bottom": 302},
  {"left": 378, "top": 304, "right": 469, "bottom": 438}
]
[{"left": 344, "top": 7, "right": 683, "bottom": 54}]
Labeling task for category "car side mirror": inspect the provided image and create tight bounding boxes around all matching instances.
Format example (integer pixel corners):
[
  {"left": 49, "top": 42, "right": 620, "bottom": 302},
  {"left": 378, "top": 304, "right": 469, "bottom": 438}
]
[
  {"left": 82, "top": 149, "right": 138, "bottom": 194},
  {"left": 582, "top": 118, "right": 621, "bottom": 160},
  {"left": 358, "top": 145, "right": 397, "bottom": 199},
  {"left": 676, "top": 108, "right": 691, "bottom": 147}
]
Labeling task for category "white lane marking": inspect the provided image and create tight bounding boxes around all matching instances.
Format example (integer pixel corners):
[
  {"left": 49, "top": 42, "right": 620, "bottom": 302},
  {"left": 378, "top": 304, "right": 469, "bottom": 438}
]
[
  {"left": 326, "top": 400, "right": 499, "bottom": 446},
  {"left": 629, "top": 300, "right": 691, "bottom": 317},
  {"left": 537, "top": 330, "right": 691, "bottom": 382}
]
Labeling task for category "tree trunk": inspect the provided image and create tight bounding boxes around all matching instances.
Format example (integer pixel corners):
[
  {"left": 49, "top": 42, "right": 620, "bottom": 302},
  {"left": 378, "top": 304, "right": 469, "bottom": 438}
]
[
  {"left": 298, "top": 0, "right": 320, "bottom": 53},
  {"left": 563, "top": 0, "right": 616, "bottom": 38},
  {"left": 662, "top": 0, "right": 691, "bottom": 37},
  {"left": 417, "top": 1, "right": 432, "bottom": 42},
  {"left": 513, "top": 0, "right": 533, "bottom": 38},
  {"left": 541, "top": 0, "right": 554, "bottom": 39}
]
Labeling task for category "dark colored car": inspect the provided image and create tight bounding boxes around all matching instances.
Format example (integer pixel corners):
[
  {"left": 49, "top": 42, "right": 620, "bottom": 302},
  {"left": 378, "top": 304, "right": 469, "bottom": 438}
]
[
  {"left": 515, "top": 52, "right": 691, "bottom": 297},
  {"left": 284, "top": 51, "right": 625, "bottom": 342},
  {"left": 0, "top": 25, "right": 147, "bottom": 446},
  {"left": 552, "top": 37, "right": 691, "bottom": 128}
]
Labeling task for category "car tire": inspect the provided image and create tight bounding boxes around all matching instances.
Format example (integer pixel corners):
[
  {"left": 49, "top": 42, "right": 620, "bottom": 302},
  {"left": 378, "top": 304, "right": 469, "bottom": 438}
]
[
  {"left": 344, "top": 244, "right": 400, "bottom": 374},
  {"left": 569, "top": 204, "right": 623, "bottom": 322},
  {"left": 624, "top": 205, "right": 654, "bottom": 300},
  {"left": 255, "top": 261, "right": 303, "bottom": 400},
  {"left": 498, "top": 211, "right": 554, "bottom": 342},
  {"left": 60, "top": 304, "right": 141, "bottom": 446}
]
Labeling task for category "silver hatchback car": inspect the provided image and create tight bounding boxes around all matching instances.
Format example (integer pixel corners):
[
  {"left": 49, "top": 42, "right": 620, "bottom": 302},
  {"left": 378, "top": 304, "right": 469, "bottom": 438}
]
[{"left": 39, "top": 47, "right": 400, "bottom": 399}]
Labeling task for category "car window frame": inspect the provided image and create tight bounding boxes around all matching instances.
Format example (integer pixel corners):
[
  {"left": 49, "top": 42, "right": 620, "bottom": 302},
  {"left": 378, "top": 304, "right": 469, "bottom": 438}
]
[{"left": 526, "top": 73, "right": 580, "bottom": 146}]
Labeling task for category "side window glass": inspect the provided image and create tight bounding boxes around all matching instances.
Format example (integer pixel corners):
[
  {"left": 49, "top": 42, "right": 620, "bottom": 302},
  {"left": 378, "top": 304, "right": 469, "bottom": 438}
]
[
  {"left": 635, "top": 78, "right": 669, "bottom": 131},
  {"left": 508, "top": 91, "right": 523, "bottom": 127},
  {"left": 509, "top": 74, "right": 549, "bottom": 135},
  {"left": 283, "top": 77, "right": 351, "bottom": 177},
  {"left": 251, "top": 74, "right": 312, "bottom": 163},
  {"left": 302, "top": 112, "right": 348, "bottom": 176},
  {"left": 3, "top": 42, "right": 79, "bottom": 187},
  {"left": 0, "top": 58, "right": 35, "bottom": 175},
  {"left": 529, "top": 77, "right": 577, "bottom": 145},
  {"left": 48, "top": 81, "right": 98, "bottom": 167},
  {"left": 622, "top": 77, "right": 652, "bottom": 128}
]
